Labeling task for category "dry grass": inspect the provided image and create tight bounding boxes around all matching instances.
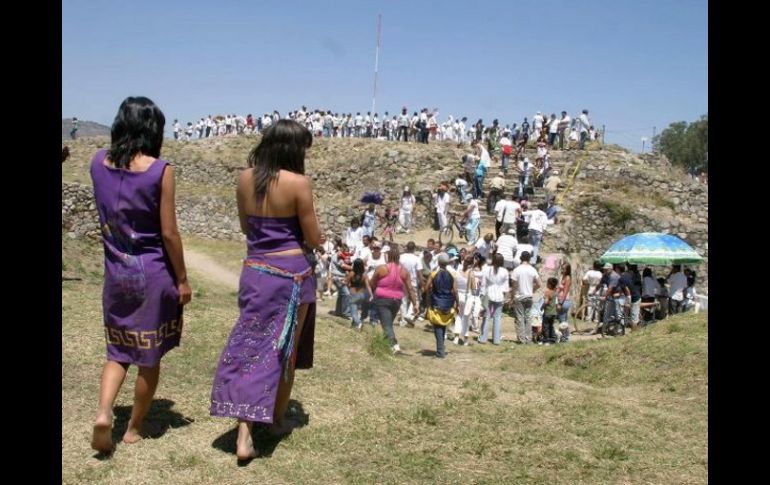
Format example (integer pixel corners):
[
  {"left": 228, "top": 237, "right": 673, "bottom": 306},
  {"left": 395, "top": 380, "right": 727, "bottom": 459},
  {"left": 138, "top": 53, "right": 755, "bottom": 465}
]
[{"left": 63, "top": 234, "right": 707, "bottom": 484}]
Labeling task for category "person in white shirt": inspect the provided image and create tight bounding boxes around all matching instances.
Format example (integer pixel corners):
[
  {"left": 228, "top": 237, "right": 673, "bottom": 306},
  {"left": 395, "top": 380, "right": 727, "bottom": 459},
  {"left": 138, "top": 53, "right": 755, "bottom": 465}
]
[
  {"left": 478, "top": 253, "right": 510, "bottom": 345},
  {"left": 173, "top": 120, "right": 181, "bottom": 140},
  {"left": 547, "top": 113, "right": 559, "bottom": 147},
  {"left": 495, "top": 228, "right": 518, "bottom": 270},
  {"left": 434, "top": 184, "right": 451, "bottom": 230},
  {"left": 499, "top": 193, "right": 521, "bottom": 236},
  {"left": 354, "top": 112, "right": 363, "bottom": 137},
  {"left": 461, "top": 194, "right": 481, "bottom": 244},
  {"left": 345, "top": 218, "right": 364, "bottom": 255},
  {"left": 510, "top": 251, "right": 541, "bottom": 344},
  {"left": 533, "top": 111, "right": 545, "bottom": 140},
  {"left": 513, "top": 237, "right": 535, "bottom": 268},
  {"left": 582, "top": 261, "right": 605, "bottom": 322},
  {"left": 455, "top": 177, "right": 469, "bottom": 203},
  {"left": 398, "top": 187, "right": 416, "bottom": 233},
  {"left": 355, "top": 235, "right": 372, "bottom": 263},
  {"left": 398, "top": 241, "right": 424, "bottom": 325},
  {"left": 516, "top": 158, "right": 533, "bottom": 199},
  {"left": 474, "top": 233, "right": 495, "bottom": 262},
  {"left": 667, "top": 265, "right": 688, "bottom": 314},
  {"left": 522, "top": 203, "right": 548, "bottom": 265},
  {"left": 578, "top": 109, "right": 591, "bottom": 150}
]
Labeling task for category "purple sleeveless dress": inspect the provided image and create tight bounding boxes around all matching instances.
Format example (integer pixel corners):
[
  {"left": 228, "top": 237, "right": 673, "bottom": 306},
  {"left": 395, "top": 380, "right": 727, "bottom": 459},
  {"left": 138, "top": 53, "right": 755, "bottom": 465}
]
[
  {"left": 89, "top": 149, "right": 183, "bottom": 367},
  {"left": 210, "top": 216, "right": 316, "bottom": 423}
]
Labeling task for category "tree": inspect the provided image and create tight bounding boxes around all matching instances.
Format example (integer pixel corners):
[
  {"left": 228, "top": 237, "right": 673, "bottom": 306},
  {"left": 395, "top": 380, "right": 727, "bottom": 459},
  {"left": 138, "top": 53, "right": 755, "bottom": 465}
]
[{"left": 653, "top": 114, "right": 708, "bottom": 173}]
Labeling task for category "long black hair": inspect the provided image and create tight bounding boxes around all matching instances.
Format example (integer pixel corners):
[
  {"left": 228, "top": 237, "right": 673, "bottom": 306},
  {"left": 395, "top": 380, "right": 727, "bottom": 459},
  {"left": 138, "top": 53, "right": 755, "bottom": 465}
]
[
  {"left": 248, "top": 119, "right": 312, "bottom": 200},
  {"left": 109, "top": 96, "right": 165, "bottom": 169}
]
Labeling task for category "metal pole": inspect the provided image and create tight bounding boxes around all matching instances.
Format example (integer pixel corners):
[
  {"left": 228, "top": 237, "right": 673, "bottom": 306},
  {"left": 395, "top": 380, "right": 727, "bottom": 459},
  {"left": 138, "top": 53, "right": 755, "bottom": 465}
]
[
  {"left": 372, "top": 14, "right": 381, "bottom": 115},
  {"left": 601, "top": 124, "right": 606, "bottom": 146}
]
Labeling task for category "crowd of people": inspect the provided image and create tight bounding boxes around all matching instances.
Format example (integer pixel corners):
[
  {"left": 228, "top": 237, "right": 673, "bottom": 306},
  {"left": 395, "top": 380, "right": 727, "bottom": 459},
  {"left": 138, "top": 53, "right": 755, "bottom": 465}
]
[
  {"left": 315, "top": 228, "right": 700, "bottom": 357},
  {"left": 171, "top": 105, "right": 601, "bottom": 151}
]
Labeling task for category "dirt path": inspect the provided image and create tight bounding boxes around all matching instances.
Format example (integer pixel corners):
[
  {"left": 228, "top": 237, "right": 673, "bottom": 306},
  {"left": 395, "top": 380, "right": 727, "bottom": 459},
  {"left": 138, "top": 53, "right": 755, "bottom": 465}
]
[{"left": 185, "top": 248, "right": 239, "bottom": 290}]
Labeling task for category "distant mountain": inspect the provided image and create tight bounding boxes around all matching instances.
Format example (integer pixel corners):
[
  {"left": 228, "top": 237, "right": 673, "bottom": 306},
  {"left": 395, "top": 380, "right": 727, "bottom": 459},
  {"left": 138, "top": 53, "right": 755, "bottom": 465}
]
[{"left": 62, "top": 119, "right": 110, "bottom": 139}]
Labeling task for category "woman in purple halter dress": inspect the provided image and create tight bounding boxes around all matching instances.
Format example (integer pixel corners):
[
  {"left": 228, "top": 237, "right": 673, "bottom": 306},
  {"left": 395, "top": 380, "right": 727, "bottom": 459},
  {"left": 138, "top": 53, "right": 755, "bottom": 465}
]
[
  {"left": 89, "top": 97, "right": 192, "bottom": 454},
  {"left": 210, "top": 120, "right": 322, "bottom": 461}
]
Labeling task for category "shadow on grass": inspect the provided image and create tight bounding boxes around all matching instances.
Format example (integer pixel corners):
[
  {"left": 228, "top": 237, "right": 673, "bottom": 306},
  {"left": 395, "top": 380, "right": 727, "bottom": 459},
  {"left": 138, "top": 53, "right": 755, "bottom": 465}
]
[
  {"left": 111, "top": 398, "right": 194, "bottom": 443},
  {"left": 211, "top": 399, "right": 309, "bottom": 464},
  {"left": 92, "top": 399, "right": 194, "bottom": 460}
]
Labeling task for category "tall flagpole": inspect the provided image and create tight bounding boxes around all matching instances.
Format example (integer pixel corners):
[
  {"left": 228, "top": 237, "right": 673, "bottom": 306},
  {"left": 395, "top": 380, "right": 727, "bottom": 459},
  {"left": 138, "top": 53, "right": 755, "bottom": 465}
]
[{"left": 372, "top": 14, "right": 381, "bottom": 114}]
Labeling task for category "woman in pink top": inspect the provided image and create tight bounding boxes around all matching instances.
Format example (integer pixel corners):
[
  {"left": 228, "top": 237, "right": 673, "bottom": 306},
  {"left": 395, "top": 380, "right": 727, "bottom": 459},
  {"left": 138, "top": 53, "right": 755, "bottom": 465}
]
[{"left": 370, "top": 244, "right": 419, "bottom": 353}]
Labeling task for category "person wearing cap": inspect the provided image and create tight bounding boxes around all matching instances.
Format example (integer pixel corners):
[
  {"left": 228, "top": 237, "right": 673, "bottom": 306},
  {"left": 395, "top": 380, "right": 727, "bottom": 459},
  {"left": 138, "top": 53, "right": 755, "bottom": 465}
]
[
  {"left": 399, "top": 187, "right": 416, "bottom": 234},
  {"left": 510, "top": 251, "right": 541, "bottom": 344},
  {"left": 425, "top": 252, "right": 459, "bottom": 357},
  {"left": 544, "top": 170, "right": 562, "bottom": 204}
]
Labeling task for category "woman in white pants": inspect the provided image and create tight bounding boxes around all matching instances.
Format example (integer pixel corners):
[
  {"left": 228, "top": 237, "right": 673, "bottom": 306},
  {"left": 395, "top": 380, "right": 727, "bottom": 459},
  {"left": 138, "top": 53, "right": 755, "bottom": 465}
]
[
  {"left": 399, "top": 187, "right": 416, "bottom": 233},
  {"left": 452, "top": 256, "right": 475, "bottom": 345}
]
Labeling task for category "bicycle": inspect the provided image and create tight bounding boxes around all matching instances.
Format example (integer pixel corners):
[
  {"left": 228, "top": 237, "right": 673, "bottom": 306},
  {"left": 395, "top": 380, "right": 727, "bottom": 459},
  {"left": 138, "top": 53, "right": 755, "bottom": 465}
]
[{"left": 439, "top": 212, "right": 480, "bottom": 245}]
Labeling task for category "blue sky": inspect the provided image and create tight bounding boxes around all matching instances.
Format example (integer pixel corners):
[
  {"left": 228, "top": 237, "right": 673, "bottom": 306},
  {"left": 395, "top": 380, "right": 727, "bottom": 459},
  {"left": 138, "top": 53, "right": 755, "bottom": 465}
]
[{"left": 62, "top": 0, "right": 707, "bottom": 151}]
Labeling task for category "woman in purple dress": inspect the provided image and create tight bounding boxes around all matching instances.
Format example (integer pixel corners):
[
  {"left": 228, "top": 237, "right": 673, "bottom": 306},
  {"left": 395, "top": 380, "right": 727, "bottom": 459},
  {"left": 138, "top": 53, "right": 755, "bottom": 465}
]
[
  {"left": 89, "top": 96, "right": 192, "bottom": 453},
  {"left": 210, "top": 119, "right": 322, "bottom": 460}
]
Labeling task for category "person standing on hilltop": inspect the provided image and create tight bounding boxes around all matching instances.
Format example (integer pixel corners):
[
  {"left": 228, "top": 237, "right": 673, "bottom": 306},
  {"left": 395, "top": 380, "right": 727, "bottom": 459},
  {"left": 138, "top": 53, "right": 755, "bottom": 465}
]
[
  {"left": 557, "top": 111, "right": 570, "bottom": 150},
  {"left": 88, "top": 96, "right": 192, "bottom": 454},
  {"left": 578, "top": 109, "right": 591, "bottom": 150},
  {"left": 210, "top": 119, "right": 322, "bottom": 460},
  {"left": 70, "top": 117, "right": 79, "bottom": 139}
]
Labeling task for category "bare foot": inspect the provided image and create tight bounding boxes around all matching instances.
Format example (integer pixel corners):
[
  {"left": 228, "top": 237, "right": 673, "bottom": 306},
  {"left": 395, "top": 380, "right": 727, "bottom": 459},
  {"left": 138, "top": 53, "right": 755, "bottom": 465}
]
[
  {"left": 91, "top": 413, "right": 114, "bottom": 454},
  {"left": 122, "top": 421, "right": 159, "bottom": 444},
  {"left": 236, "top": 430, "right": 259, "bottom": 461}
]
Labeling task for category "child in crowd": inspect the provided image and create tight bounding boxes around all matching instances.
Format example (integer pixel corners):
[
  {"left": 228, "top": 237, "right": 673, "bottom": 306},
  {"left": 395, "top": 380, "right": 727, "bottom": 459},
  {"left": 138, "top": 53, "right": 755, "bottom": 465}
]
[
  {"left": 541, "top": 277, "right": 559, "bottom": 345},
  {"left": 382, "top": 206, "right": 397, "bottom": 242}
]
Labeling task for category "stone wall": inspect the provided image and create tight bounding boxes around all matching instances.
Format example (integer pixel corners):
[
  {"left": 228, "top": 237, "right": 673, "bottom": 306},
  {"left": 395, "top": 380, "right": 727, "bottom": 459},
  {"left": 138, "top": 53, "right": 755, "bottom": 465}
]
[
  {"left": 549, "top": 155, "right": 708, "bottom": 292},
  {"left": 62, "top": 182, "right": 244, "bottom": 241}
]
